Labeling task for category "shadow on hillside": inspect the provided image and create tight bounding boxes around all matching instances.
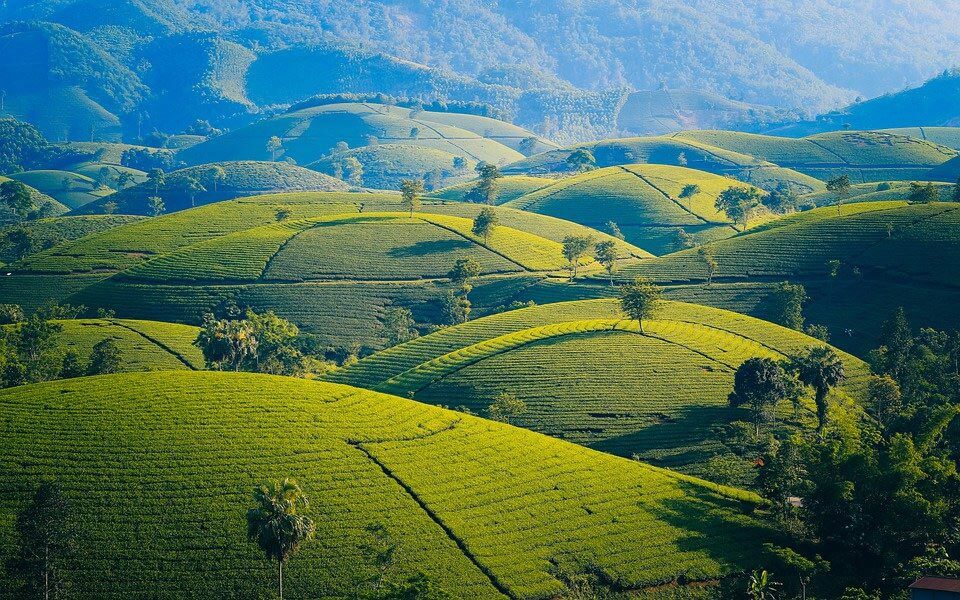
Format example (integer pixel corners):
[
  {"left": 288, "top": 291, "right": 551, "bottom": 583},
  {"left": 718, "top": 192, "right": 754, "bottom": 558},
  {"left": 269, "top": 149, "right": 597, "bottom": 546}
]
[
  {"left": 591, "top": 404, "right": 738, "bottom": 466},
  {"left": 388, "top": 239, "right": 472, "bottom": 257}
]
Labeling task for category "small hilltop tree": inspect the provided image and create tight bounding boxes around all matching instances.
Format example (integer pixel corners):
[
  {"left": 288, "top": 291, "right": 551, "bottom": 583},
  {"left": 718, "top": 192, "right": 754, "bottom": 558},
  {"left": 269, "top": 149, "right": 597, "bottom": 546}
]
[
  {"left": 566, "top": 148, "right": 597, "bottom": 172},
  {"left": 619, "top": 277, "right": 663, "bottom": 333},
  {"left": 562, "top": 235, "right": 593, "bottom": 279},
  {"left": 147, "top": 168, "right": 165, "bottom": 195},
  {"left": 594, "top": 240, "right": 618, "bottom": 285},
  {"left": 790, "top": 346, "right": 845, "bottom": 437},
  {"left": 679, "top": 183, "right": 701, "bottom": 210},
  {"left": 246, "top": 478, "right": 316, "bottom": 600},
  {"left": 147, "top": 196, "right": 165, "bottom": 217},
  {"left": 471, "top": 207, "right": 498, "bottom": 244},
  {"left": 715, "top": 186, "right": 761, "bottom": 231},
  {"left": 729, "top": 357, "right": 791, "bottom": 436},
  {"left": 206, "top": 165, "right": 227, "bottom": 193},
  {"left": 266, "top": 136, "right": 283, "bottom": 161},
  {"left": 400, "top": 178, "right": 425, "bottom": 217},
  {"left": 466, "top": 163, "right": 502, "bottom": 204},
  {"left": 488, "top": 391, "right": 527, "bottom": 424},
  {"left": 1, "top": 180, "right": 34, "bottom": 221},
  {"left": 826, "top": 174, "right": 851, "bottom": 215},
  {"left": 698, "top": 246, "right": 718, "bottom": 286}
]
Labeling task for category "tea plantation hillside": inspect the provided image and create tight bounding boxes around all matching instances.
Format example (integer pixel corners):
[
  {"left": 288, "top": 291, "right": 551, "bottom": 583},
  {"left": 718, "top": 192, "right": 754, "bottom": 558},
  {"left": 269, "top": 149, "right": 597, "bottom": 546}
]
[
  {"left": 177, "top": 103, "right": 526, "bottom": 169},
  {"left": 329, "top": 299, "right": 869, "bottom": 477},
  {"left": 800, "top": 181, "right": 956, "bottom": 206},
  {"left": 430, "top": 175, "right": 555, "bottom": 204},
  {"left": 1, "top": 194, "right": 643, "bottom": 346},
  {"left": 309, "top": 144, "right": 480, "bottom": 190},
  {"left": 672, "top": 130, "right": 958, "bottom": 182},
  {"left": 1, "top": 318, "right": 204, "bottom": 371},
  {"left": 503, "top": 164, "right": 759, "bottom": 254},
  {"left": 619, "top": 201, "right": 960, "bottom": 354},
  {"left": 503, "top": 136, "right": 825, "bottom": 193},
  {"left": 74, "top": 161, "right": 349, "bottom": 215},
  {"left": 0, "top": 371, "right": 785, "bottom": 599},
  {"left": 6, "top": 170, "right": 115, "bottom": 209},
  {"left": 0, "top": 214, "right": 143, "bottom": 263},
  {"left": 882, "top": 127, "right": 960, "bottom": 150},
  {"left": 0, "top": 176, "right": 67, "bottom": 224}
]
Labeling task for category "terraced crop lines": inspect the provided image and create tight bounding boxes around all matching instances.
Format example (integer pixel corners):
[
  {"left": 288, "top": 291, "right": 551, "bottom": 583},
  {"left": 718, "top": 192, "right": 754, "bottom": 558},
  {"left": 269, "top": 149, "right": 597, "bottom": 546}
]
[{"left": 0, "top": 372, "right": 780, "bottom": 599}]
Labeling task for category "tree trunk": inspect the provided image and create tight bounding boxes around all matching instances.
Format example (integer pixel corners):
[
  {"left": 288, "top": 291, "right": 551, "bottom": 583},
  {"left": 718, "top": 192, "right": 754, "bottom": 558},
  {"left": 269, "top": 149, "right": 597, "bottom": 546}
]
[
  {"left": 278, "top": 560, "right": 283, "bottom": 600},
  {"left": 815, "top": 388, "right": 828, "bottom": 437}
]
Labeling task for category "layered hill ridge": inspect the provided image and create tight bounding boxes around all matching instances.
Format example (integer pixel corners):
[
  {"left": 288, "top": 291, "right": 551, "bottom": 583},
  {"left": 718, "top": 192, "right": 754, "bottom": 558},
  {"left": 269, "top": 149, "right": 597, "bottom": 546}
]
[{"left": 0, "top": 371, "right": 783, "bottom": 598}]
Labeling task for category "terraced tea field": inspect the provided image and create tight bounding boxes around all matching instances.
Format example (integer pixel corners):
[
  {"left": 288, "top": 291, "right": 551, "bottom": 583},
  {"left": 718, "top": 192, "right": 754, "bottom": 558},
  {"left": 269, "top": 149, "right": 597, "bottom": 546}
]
[
  {"left": 330, "top": 299, "right": 869, "bottom": 472},
  {"left": 0, "top": 372, "right": 782, "bottom": 599},
  {"left": 0, "top": 214, "right": 143, "bottom": 263},
  {"left": 430, "top": 175, "right": 555, "bottom": 205},
  {"left": 6, "top": 318, "right": 204, "bottom": 370}
]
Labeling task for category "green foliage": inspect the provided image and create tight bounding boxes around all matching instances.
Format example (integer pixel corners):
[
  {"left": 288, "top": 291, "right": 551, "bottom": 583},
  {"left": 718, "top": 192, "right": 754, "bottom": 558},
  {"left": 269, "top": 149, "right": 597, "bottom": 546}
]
[
  {"left": 194, "top": 309, "right": 310, "bottom": 376},
  {"left": 770, "top": 282, "right": 807, "bottom": 330},
  {"left": 728, "top": 358, "right": 791, "bottom": 436},
  {"left": 1, "top": 180, "right": 34, "bottom": 221},
  {"left": 87, "top": 337, "right": 122, "bottom": 375},
  {"left": 247, "top": 478, "right": 316, "bottom": 598},
  {"left": 7, "top": 482, "right": 75, "bottom": 599},
  {"left": 400, "top": 179, "right": 425, "bottom": 216},
  {"left": 715, "top": 186, "right": 762, "bottom": 231},
  {"left": 618, "top": 277, "right": 663, "bottom": 331},
  {"left": 907, "top": 181, "right": 940, "bottom": 203},
  {"left": 789, "top": 346, "right": 845, "bottom": 436},
  {"left": 594, "top": 240, "right": 618, "bottom": 284},
  {"left": 566, "top": 148, "right": 597, "bottom": 172},
  {"left": 487, "top": 391, "right": 527, "bottom": 424},
  {"left": 562, "top": 235, "right": 593, "bottom": 279},
  {"left": 465, "top": 163, "right": 503, "bottom": 205},
  {"left": 382, "top": 307, "right": 419, "bottom": 347},
  {"left": 471, "top": 207, "right": 498, "bottom": 243}
]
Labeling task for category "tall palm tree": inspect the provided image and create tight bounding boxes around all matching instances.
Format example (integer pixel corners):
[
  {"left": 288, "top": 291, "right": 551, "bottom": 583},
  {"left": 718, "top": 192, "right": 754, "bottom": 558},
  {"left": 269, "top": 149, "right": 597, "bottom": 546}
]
[
  {"left": 792, "top": 346, "right": 845, "bottom": 436},
  {"left": 246, "top": 478, "right": 316, "bottom": 600}
]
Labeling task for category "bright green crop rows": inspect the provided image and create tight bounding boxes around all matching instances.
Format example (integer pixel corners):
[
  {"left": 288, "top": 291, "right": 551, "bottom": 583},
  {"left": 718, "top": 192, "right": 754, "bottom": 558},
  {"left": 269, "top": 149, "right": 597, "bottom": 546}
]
[
  {"left": 0, "top": 372, "right": 780, "bottom": 599},
  {"left": 0, "top": 215, "right": 143, "bottom": 263},
  {"left": 331, "top": 300, "right": 870, "bottom": 470},
  {"left": 623, "top": 202, "right": 960, "bottom": 286},
  {"left": 430, "top": 176, "right": 555, "bottom": 205},
  {"left": 19, "top": 318, "right": 204, "bottom": 371}
]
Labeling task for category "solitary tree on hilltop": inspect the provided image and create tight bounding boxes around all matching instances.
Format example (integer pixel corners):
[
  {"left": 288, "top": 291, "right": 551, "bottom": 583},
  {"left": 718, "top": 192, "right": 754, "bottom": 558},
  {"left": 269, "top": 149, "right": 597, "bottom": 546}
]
[
  {"left": 594, "top": 240, "right": 618, "bottom": 285},
  {"left": 729, "top": 357, "right": 791, "bottom": 436},
  {"left": 619, "top": 277, "right": 663, "bottom": 333},
  {"left": 9, "top": 481, "right": 75, "bottom": 600},
  {"left": 562, "top": 235, "right": 593, "bottom": 279},
  {"left": 266, "top": 136, "right": 283, "bottom": 161},
  {"left": 472, "top": 207, "right": 498, "bottom": 244},
  {"left": 147, "top": 196, "right": 165, "bottom": 217},
  {"left": 790, "top": 346, "right": 845, "bottom": 437},
  {"left": 246, "top": 478, "right": 316, "bottom": 600},
  {"left": 715, "top": 186, "right": 761, "bottom": 231},
  {"left": 466, "top": 163, "right": 502, "bottom": 204},
  {"left": 679, "top": 183, "right": 701, "bottom": 210},
  {"left": 698, "top": 246, "right": 718, "bottom": 286},
  {"left": 207, "top": 165, "right": 227, "bottom": 193},
  {"left": 181, "top": 176, "right": 206, "bottom": 208},
  {"left": 400, "top": 179, "right": 425, "bottom": 217},
  {"left": 826, "top": 175, "right": 851, "bottom": 215}
]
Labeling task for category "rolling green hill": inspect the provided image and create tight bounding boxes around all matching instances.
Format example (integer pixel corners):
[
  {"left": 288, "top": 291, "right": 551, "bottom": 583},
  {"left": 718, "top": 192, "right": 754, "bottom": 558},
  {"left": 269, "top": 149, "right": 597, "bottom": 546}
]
[
  {"left": 2, "top": 194, "right": 642, "bottom": 347},
  {"left": 801, "top": 181, "right": 956, "bottom": 206},
  {"left": 178, "top": 103, "right": 526, "bottom": 170},
  {"left": 0, "top": 214, "right": 143, "bottom": 263},
  {"left": 673, "top": 130, "right": 958, "bottom": 182},
  {"left": 74, "top": 161, "right": 350, "bottom": 215},
  {"left": 310, "top": 144, "right": 477, "bottom": 190},
  {"left": 329, "top": 299, "right": 868, "bottom": 477},
  {"left": 0, "top": 21, "right": 146, "bottom": 141},
  {"left": 0, "top": 371, "right": 784, "bottom": 598},
  {"left": 882, "top": 127, "right": 960, "bottom": 150},
  {"left": 429, "top": 175, "right": 554, "bottom": 205},
  {"left": 503, "top": 165, "right": 759, "bottom": 254},
  {"left": 0, "top": 176, "right": 67, "bottom": 223},
  {"left": 619, "top": 201, "right": 960, "bottom": 354},
  {"left": 2, "top": 317, "right": 204, "bottom": 371},
  {"left": 503, "top": 136, "right": 825, "bottom": 194},
  {"left": 616, "top": 89, "right": 788, "bottom": 136},
  {"left": 8, "top": 169, "right": 117, "bottom": 209}
]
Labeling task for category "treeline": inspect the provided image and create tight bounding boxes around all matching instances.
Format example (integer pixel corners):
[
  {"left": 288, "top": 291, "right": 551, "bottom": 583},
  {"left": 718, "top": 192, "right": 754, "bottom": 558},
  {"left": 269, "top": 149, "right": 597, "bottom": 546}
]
[{"left": 288, "top": 93, "right": 507, "bottom": 120}]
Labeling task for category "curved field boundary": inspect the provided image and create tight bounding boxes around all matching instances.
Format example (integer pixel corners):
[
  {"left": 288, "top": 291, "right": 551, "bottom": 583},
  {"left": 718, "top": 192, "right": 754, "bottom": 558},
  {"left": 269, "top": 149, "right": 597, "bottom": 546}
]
[
  {"left": 376, "top": 318, "right": 782, "bottom": 396},
  {"left": 619, "top": 166, "right": 722, "bottom": 226},
  {"left": 108, "top": 320, "right": 200, "bottom": 370}
]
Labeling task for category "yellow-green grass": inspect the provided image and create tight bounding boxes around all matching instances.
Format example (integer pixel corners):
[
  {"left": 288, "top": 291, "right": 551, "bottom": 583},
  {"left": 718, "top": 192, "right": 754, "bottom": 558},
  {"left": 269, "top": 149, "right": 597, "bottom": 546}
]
[
  {"left": 57, "top": 141, "right": 159, "bottom": 165},
  {"left": 429, "top": 175, "right": 555, "bottom": 204},
  {"left": 673, "top": 130, "right": 958, "bottom": 182},
  {"left": 68, "top": 162, "right": 148, "bottom": 187},
  {"left": 0, "top": 371, "right": 784, "bottom": 598},
  {"left": 504, "top": 136, "right": 825, "bottom": 193},
  {"left": 74, "top": 161, "right": 350, "bottom": 215},
  {"left": 881, "top": 127, "right": 960, "bottom": 150},
  {"left": 329, "top": 299, "right": 868, "bottom": 471},
  {"left": 7, "top": 170, "right": 113, "bottom": 209},
  {"left": 0, "top": 214, "right": 144, "bottom": 263},
  {"left": 178, "top": 102, "right": 524, "bottom": 168},
  {"left": 613, "top": 202, "right": 960, "bottom": 355},
  {"left": 309, "top": 143, "right": 478, "bottom": 190},
  {"left": 0, "top": 176, "right": 67, "bottom": 222},
  {"left": 2, "top": 318, "right": 203, "bottom": 371},
  {"left": 801, "top": 181, "right": 956, "bottom": 206},
  {"left": 503, "top": 165, "right": 771, "bottom": 254}
]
